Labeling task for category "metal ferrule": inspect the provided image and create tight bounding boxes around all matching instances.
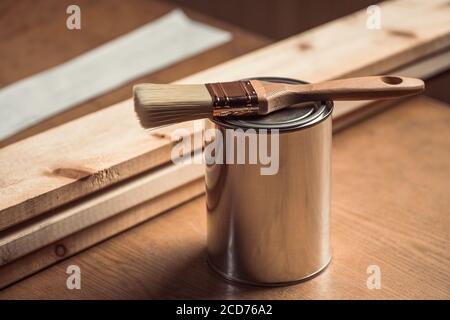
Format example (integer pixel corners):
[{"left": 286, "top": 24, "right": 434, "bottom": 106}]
[{"left": 205, "top": 81, "right": 259, "bottom": 117}]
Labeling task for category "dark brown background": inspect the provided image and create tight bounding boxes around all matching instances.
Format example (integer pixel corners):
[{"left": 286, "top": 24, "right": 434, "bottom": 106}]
[{"left": 170, "top": 0, "right": 384, "bottom": 40}]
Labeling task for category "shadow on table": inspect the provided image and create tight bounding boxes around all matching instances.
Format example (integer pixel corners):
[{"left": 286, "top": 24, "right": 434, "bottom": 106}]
[{"left": 148, "top": 247, "right": 279, "bottom": 299}]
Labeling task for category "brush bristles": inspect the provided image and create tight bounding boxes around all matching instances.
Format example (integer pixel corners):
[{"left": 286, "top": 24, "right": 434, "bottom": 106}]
[{"left": 133, "top": 83, "right": 213, "bottom": 128}]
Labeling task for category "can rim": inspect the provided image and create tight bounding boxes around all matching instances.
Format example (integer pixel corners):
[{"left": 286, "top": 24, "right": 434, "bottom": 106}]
[
  {"left": 207, "top": 255, "right": 332, "bottom": 287},
  {"left": 211, "top": 77, "right": 333, "bottom": 132}
]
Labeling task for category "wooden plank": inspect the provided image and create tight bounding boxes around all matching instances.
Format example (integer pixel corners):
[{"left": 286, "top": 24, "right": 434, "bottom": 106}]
[
  {"left": 332, "top": 49, "right": 450, "bottom": 131},
  {"left": 2, "top": 96, "right": 448, "bottom": 298},
  {"left": 178, "top": 0, "right": 450, "bottom": 84},
  {"left": 0, "top": 120, "right": 204, "bottom": 231},
  {"left": 0, "top": 178, "right": 204, "bottom": 289},
  {"left": 1, "top": 0, "right": 449, "bottom": 231},
  {"left": 0, "top": 156, "right": 204, "bottom": 266}
]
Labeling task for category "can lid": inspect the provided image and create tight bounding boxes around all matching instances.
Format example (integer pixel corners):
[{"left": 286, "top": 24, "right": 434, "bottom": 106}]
[{"left": 211, "top": 77, "right": 333, "bottom": 132}]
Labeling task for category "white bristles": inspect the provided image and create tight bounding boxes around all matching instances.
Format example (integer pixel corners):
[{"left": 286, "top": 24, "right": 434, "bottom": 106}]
[{"left": 133, "top": 83, "right": 213, "bottom": 128}]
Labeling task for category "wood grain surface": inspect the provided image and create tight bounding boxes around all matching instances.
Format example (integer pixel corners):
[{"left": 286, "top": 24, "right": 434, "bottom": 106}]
[
  {"left": 1, "top": 96, "right": 448, "bottom": 299},
  {"left": 2, "top": 0, "right": 449, "bottom": 232},
  {"left": 0, "top": 178, "right": 205, "bottom": 289},
  {"left": 0, "top": 159, "right": 204, "bottom": 266}
]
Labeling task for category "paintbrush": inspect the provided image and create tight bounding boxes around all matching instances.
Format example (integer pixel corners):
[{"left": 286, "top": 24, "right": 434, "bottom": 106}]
[{"left": 133, "top": 76, "right": 424, "bottom": 128}]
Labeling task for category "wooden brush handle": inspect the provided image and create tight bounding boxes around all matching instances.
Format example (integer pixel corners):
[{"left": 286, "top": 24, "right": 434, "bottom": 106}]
[
  {"left": 252, "top": 76, "right": 425, "bottom": 114},
  {"left": 289, "top": 76, "right": 424, "bottom": 101}
]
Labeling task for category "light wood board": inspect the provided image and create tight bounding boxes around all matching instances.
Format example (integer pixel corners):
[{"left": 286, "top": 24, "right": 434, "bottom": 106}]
[
  {"left": 0, "top": 156, "right": 204, "bottom": 266},
  {"left": 0, "top": 178, "right": 204, "bottom": 289}
]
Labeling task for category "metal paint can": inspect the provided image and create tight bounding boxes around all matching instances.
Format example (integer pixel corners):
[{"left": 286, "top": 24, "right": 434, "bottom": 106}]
[{"left": 205, "top": 77, "right": 333, "bottom": 286}]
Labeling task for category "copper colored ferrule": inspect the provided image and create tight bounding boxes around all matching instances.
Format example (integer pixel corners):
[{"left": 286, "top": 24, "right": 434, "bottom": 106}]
[{"left": 205, "top": 81, "right": 259, "bottom": 117}]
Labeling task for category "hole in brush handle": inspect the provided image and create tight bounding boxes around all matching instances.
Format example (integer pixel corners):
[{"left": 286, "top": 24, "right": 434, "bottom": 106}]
[{"left": 381, "top": 76, "right": 403, "bottom": 85}]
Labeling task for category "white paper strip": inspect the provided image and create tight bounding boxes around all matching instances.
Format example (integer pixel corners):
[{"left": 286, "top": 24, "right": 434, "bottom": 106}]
[{"left": 0, "top": 9, "right": 231, "bottom": 140}]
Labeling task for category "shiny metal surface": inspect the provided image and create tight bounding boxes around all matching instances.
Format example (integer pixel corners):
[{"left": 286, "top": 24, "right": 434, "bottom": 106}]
[
  {"left": 206, "top": 77, "right": 333, "bottom": 285},
  {"left": 219, "top": 101, "right": 322, "bottom": 130}
]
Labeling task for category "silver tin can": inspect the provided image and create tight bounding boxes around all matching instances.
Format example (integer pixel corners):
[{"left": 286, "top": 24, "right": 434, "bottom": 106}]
[{"left": 205, "top": 77, "right": 333, "bottom": 286}]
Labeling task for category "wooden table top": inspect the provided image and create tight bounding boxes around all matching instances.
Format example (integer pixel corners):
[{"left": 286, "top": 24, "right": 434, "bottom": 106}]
[{"left": 1, "top": 96, "right": 449, "bottom": 299}]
